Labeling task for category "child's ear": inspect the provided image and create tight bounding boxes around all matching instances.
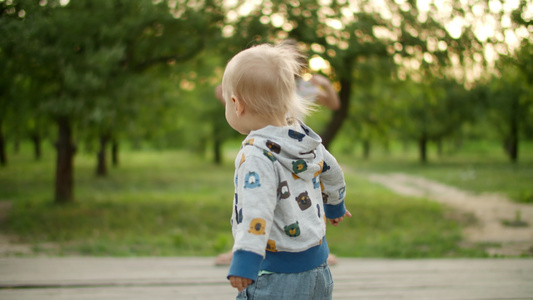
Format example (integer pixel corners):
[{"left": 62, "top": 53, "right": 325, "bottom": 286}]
[{"left": 232, "top": 96, "right": 245, "bottom": 116}]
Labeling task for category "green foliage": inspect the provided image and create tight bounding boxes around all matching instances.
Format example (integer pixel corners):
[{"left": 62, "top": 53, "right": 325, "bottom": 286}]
[
  {"left": 1, "top": 0, "right": 225, "bottom": 147},
  {"left": 473, "top": 40, "right": 533, "bottom": 162}
]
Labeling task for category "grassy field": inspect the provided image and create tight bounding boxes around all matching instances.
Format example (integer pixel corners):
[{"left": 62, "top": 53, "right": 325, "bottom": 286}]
[
  {"left": 334, "top": 139, "right": 533, "bottom": 204},
  {"left": 1, "top": 139, "right": 531, "bottom": 258}
]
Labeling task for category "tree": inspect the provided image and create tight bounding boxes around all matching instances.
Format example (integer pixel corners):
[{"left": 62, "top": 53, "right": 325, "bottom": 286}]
[
  {"left": 218, "top": 0, "right": 490, "bottom": 157},
  {"left": 483, "top": 41, "right": 532, "bottom": 162},
  {"left": 6, "top": 0, "right": 223, "bottom": 202},
  {"left": 474, "top": 0, "right": 533, "bottom": 162},
  {"left": 0, "top": 3, "right": 25, "bottom": 166}
]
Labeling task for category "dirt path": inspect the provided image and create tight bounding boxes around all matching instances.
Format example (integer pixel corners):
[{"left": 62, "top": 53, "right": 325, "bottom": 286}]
[{"left": 367, "top": 173, "right": 533, "bottom": 256}]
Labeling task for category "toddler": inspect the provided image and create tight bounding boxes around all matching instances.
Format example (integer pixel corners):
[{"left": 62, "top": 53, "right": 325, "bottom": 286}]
[{"left": 222, "top": 42, "right": 351, "bottom": 300}]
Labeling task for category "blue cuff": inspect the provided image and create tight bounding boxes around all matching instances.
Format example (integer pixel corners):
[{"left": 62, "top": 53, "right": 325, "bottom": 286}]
[
  {"left": 324, "top": 200, "right": 346, "bottom": 219},
  {"left": 227, "top": 250, "right": 264, "bottom": 282}
]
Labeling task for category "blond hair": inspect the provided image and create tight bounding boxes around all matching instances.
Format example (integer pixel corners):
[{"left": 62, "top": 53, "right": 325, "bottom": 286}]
[{"left": 222, "top": 42, "right": 314, "bottom": 123}]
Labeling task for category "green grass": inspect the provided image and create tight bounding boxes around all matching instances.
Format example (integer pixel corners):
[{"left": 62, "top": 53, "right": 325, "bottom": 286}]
[
  {"left": 336, "top": 139, "right": 533, "bottom": 204},
  {"left": 327, "top": 170, "right": 483, "bottom": 257},
  {"left": 2, "top": 146, "right": 235, "bottom": 256},
  {"left": 2, "top": 139, "right": 531, "bottom": 258}
]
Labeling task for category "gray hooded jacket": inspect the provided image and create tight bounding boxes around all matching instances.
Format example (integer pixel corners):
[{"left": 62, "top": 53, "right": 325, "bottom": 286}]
[{"left": 228, "top": 122, "right": 347, "bottom": 281}]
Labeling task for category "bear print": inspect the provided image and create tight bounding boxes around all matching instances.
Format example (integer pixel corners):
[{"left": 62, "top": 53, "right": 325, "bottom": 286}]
[
  {"left": 263, "top": 150, "right": 276, "bottom": 162},
  {"left": 244, "top": 138, "right": 254, "bottom": 146},
  {"left": 266, "top": 239, "right": 278, "bottom": 252},
  {"left": 312, "top": 176, "right": 320, "bottom": 189},
  {"left": 322, "top": 161, "right": 331, "bottom": 173},
  {"left": 278, "top": 181, "right": 290, "bottom": 199},
  {"left": 292, "top": 159, "right": 308, "bottom": 174},
  {"left": 339, "top": 186, "right": 346, "bottom": 200},
  {"left": 248, "top": 218, "right": 266, "bottom": 235},
  {"left": 314, "top": 161, "right": 324, "bottom": 177},
  {"left": 239, "top": 153, "right": 246, "bottom": 167},
  {"left": 244, "top": 172, "right": 261, "bottom": 189},
  {"left": 234, "top": 193, "right": 243, "bottom": 224},
  {"left": 288, "top": 129, "right": 305, "bottom": 142},
  {"left": 266, "top": 140, "right": 281, "bottom": 154},
  {"left": 322, "top": 192, "right": 329, "bottom": 204},
  {"left": 284, "top": 221, "right": 300, "bottom": 237},
  {"left": 235, "top": 207, "right": 243, "bottom": 224},
  {"left": 295, "top": 191, "right": 312, "bottom": 211}
]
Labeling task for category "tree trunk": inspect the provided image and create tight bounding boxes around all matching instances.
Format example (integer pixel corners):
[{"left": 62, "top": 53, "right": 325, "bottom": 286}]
[
  {"left": 213, "top": 121, "right": 222, "bottom": 165},
  {"left": 55, "top": 116, "right": 76, "bottom": 203},
  {"left": 321, "top": 77, "right": 351, "bottom": 149},
  {"left": 362, "top": 140, "right": 370, "bottom": 160},
  {"left": 31, "top": 132, "right": 42, "bottom": 161},
  {"left": 214, "top": 137, "right": 222, "bottom": 165},
  {"left": 112, "top": 139, "right": 119, "bottom": 167},
  {"left": 14, "top": 138, "right": 20, "bottom": 154},
  {"left": 96, "top": 133, "right": 110, "bottom": 176},
  {"left": 506, "top": 123, "right": 519, "bottom": 163},
  {"left": 0, "top": 121, "right": 6, "bottom": 166},
  {"left": 506, "top": 99, "right": 519, "bottom": 163},
  {"left": 418, "top": 133, "right": 428, "bottom": 164}
]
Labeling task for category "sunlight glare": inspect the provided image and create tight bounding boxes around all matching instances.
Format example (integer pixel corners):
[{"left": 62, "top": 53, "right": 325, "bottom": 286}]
[
  {"left": 488, "top": 0, "right": 502, "bottom": 13},
  {"left": 238, "top": 2, "right": 253, "bottom": 16},
  {"left": 438, "top": 40, "right": 447, "bottom": 51},
  {"left": 417, "top": 0, "right": 429, "bottom": 12},
  {"left": 505, "top": 29, "right": 520, "bottom": 46},
  {"left": 484, "top": 43, "right": 496, "bottom": 62},
  {"left": 423, "top": 52, "right": 433, "bottom": 63},
  {"left": 260, "top": 16, "right": 270, "bottom": 24},
  {"left": 311, "top": 43, "right": 325, "bottom": 53},
  {"left": 309, "top": 56, "right": 327, "bottom": 71},
  {"left": 373, "top": 26, "right": 392, "bottom": 40},
  {"left": 445, "top": 17, "right": 463, "bottom": 39},
  {"left": 224, "top": 0, "right": 238, "bottom": 7},
  {"left": 501, "top": 15, "right": 512, "bottom": 28},
  {"left": 326, "top": 18, "right": 343, "bottom": 30},
  {"left": 227, "top": 10, "right": 238, "bottom": 22},
  {"left": 503, "top": 0, "right": 520, "bottom": 12},
  {"left": 271, "top": 13, "right": 285, "bottom": 27},
  {"left": 222, "top": 25, "right": 234, "bottom": 37},
  {"left": 472, "top": 3, "right": 484, "bottom": 16}
]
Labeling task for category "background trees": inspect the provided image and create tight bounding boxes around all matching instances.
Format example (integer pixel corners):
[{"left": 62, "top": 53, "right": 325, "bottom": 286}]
[
  {"left": 2, "top": 0, "right": 224, "bottom": 203},
  {"left": 482, "top": 42, "right": 533, "bottom": 162},
  {"left": 1, "top": 0, "right": 531, "bottom": 204}
]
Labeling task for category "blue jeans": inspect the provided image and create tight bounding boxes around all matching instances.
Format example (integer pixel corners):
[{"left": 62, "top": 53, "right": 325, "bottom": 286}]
[{"left": 236, "top": 262, "right": 333, "bottom": 300}]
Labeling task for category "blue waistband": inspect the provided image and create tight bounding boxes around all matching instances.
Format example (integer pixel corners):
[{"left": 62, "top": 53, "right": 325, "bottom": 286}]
[
  {"left": 261, "top": 237, "right": 329, "bottom": 273},
  {"left": 228, "top": 237, "right": 329, "bottom": 281}
]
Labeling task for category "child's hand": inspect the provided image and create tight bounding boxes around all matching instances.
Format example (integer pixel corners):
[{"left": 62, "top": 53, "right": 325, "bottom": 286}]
[
  {"left": 229, "top": 276, "right": 253, "bottom": 292},
  {"left": 328, "top": 210, "right": 352, "bottom": 226}
]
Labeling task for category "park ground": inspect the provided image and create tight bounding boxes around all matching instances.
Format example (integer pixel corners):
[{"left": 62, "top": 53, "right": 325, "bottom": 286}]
[{"left": 1, "top": 168, "right": 532, "bottom": 257}]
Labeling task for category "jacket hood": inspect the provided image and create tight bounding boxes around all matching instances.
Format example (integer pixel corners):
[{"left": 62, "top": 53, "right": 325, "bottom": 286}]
[{"left": 244, "top": 123, "right": 324, "bottom": 181}]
